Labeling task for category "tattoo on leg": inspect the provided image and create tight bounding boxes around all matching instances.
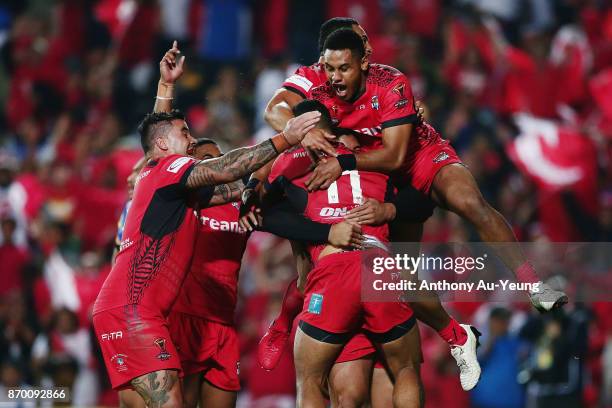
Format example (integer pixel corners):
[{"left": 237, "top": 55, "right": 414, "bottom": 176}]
[{"left": 132, "top": 370, "right": 177, "bottom": 407}]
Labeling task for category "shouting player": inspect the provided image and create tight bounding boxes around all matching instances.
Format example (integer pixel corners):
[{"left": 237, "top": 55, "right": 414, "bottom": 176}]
[
  {"left": 92, "top": 43, "right": 322, "bottom": 407},
  {"left": 254, "top": 17, "right": 482, "bottom": 392}
]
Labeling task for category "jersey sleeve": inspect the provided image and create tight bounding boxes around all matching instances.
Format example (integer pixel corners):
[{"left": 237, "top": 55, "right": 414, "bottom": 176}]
[
  {"left": 379, "top": 74, "right": 418, "bottom": 129},
  {"left": 282, "top": 65, "right": 323, "bottom": 98},
  {"left": 158, "top": 154, "right": 199, "bottom": 187}
]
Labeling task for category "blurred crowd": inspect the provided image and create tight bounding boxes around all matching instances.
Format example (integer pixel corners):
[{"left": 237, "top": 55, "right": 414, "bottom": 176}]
[{"left": 0, "top": 0, "right": 612, "bottom": 407}]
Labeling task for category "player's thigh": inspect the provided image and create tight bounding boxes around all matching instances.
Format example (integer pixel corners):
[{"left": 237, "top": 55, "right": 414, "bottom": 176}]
[
  {"left": 378, "top": 324, "right": 422, "bottom": 380},
  {"left": 200, "top": 380, "right": 237, "bottom": 408},
  {"left": 131, "top": 369, "right": 182, "bottom": 408},
  {"left": 370, "top": 366, "right": 393, "bottom": 408},
  {"left": 294, "top": 326, "right": 344, "bottom": 383},
  {"left": 119, "top": 389, "right": 146, "bottom": 408},
  {"left": 182, "top": 372, "right": 202, "bottom": 408},
  {"left": 430, "top": 163, "right": 485, "bottom": 212},
  {"left": 328, "top": 358, "right": 373, "bottom": 407}
]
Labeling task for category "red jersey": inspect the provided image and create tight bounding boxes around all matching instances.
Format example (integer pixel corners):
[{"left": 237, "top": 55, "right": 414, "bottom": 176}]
[
  {"left": 310, "top": 64, "right": 448, "bottom": 172},
  {"left": 94, "top": 154, "right": 205, "bottom": 316},
  {"left": 268, "top": 145, "right": 391, "bottom": 260},
  {"left": 171, "top": 202, "right": 249, "bottom": 325},
  {"left": 282, "top": 63, "right": 327, "bottom": 99}
]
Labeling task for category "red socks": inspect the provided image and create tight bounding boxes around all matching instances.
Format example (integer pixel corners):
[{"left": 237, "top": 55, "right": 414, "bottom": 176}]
[
  {"left": 273, "top": 278, "right": 304, "bottom": 333},
  {"left": 516, "top": 261, "right": 540, "bottom": 284},
  {"left": 438, "top": 318, "right": 468, "bottom": 346}
]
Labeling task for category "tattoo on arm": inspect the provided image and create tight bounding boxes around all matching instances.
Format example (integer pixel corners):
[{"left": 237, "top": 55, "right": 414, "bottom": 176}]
[
  {"left": 186, "top": 139, "right": 277, "bottom": 188},
  {"left": 131, "top": 370, "right": 177, "bottom": 408},
  {"left": 209, "top": 180, "right": 244, "bottom": 206}
]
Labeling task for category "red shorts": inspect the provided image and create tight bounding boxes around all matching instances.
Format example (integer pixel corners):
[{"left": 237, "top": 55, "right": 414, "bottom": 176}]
[
  {"left": 92, "top": 305, "right": 182, "bottom": 390},
  {"left": 399, "top": 135, "right": 462, "bottom": 194},
  {"left": 167, "top": 311, "right": 240, "bottom": 391},
  {"left": 298, "top": 251, "right": 414, "bottom": 335},
  {"left": 335, "top": 333, "right": 375, "bottom": 364}
]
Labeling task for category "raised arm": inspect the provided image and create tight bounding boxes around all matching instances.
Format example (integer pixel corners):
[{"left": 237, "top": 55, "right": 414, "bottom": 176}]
[
  {"left": 185, "top": 111, "right": 321, "bottom": 189},
  {"left": 154, "top": 41, "right": 185, "bottom": 113},
  {"left": 264, "top": 88, "right": 305, "bottom": 132}
]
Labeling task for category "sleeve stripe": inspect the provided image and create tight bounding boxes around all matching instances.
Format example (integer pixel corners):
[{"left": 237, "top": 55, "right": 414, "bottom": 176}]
[
  {"left": 381, "top": 114, "right": 418, "bottom": 129},
  {"left": 283, "top": 85, "right": 307, "bottom": 99}
]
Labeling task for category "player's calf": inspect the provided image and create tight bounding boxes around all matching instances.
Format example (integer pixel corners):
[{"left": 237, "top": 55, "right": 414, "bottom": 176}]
[
  {"left": 374, "top": 318, "right": 423, "bottom": 408},
  {"left": 131, "top": 369, "right": 182, "bottom": 408}
]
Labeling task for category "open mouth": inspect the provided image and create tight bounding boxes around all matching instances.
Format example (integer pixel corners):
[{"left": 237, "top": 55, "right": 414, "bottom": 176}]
[
  {"left": 333, "top": 83, "right": 348, "bottom": 97},
  {"left": 186, "top": 144, "right": 195, "bottom": 156}
]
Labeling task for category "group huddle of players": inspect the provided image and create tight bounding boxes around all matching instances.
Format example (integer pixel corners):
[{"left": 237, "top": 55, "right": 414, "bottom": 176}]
[{"left": 92, "top": 17, "right": 569, "bottom": 408}]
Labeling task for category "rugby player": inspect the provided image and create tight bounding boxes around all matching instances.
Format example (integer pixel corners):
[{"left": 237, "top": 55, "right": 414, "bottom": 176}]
[
  {"left": 92, "top": 44, "right": 322, "bottom": 407},
  {"left": 252, "top": 17, "right": 481, "bottom": 392},
  {"left": 262, "top": 99, "right": 424, "bottom": 407}
]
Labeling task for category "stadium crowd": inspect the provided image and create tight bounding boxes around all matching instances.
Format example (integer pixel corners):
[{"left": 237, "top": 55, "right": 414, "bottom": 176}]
[{"left": 0, "top": 0, "right": 611, "bottom": 407}]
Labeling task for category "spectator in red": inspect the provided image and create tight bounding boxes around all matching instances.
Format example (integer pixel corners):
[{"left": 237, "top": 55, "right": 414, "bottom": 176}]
[{"left": 0, "top": 217, "right": 30, "bottom": 297}]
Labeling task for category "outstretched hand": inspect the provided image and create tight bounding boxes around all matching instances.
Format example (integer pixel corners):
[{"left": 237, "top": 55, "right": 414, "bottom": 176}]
[{"left": 160, "top": 41, "right": 185, "bottom": 84}]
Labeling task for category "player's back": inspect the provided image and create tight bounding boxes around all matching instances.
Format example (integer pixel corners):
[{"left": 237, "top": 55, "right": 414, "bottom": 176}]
[
  {"left": 171, "top": 201, "right": 248, "bottom": 325},
  {"left": 268, "top": 145, "right": 392, "bottom": 256},
  {"left": 94, "top": 154, "right": 201, "bottom": 317}
]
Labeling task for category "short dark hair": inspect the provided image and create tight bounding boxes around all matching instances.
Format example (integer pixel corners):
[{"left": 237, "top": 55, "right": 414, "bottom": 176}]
[
  {"left": 137, "top": 110, "right": 186, "bottom": 153},
  {"left": 323, "top": 29, "right": 365, "bottom": 61},
  {"left": 318, "top": 17, "right": 358, "bottom": 54},
  {"left": 292, "top": 99, "right": 332, "bottom": 130},
  {"left": 195, "top": 138, "right": 218, "bottom": 147}
]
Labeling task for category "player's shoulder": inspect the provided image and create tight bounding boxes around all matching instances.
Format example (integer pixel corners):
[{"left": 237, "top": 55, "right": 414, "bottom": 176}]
[
  {"left": 296, "top": 62, "right": 325, "bottom": 75},
  {"left": 366, "top": 63, "right": 407, "bottom": 88},
  {"left": 156, "top": 154, "right": 197, "bottom": 173}
]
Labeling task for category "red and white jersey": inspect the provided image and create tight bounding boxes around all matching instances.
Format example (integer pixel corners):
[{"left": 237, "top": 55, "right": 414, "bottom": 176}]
[
  {"left": 310, "top": 63, "right": 443, "bottom": 156},
  {"left": 268, "top": 145, "right": 391, "bottom": 260},
  {"left": 171, "top": 202, "right": 249, "bottom": 325},
  {"left": 282, "top": 63, "right": 328, "bottom": 99},
  {"left": 94, "top": 155, "right": 204, "bottom": 316}
]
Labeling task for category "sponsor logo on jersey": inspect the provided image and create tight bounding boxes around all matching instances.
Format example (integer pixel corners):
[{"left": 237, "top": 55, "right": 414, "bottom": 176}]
[
  {"left": 293, "top": 150, "right": 309, "bottom": 159},
  {"left": 358, "top": 104, "right": 366, "bottom": 110},
  {"left": 355, "top": 126, "right": 382, "bottom": 137},
  {"left": 433, "top": 152, "right": 449, "bottom": 163},
  {"left": 371, "top": 96, "right": 379, "bottom": 110},
  {"left": 200, "top": 216, "right": 246, "bottom": 234},
  {"left": 167, "top": 157, "right": 192, "bottom": 174},
  {"left": 394, "top": 99, "right": 409, "bottom": 109},
  {"left": 285, "top": 74, "right": 313, "bottom": 92},
  {"left": 392, "top": 82, "right": 406, "bottom": 98},
  {"left": 154, "top": 338, "right": 171, "bottom": 361},
  {"left": 319, "top": 207, "right": 349, "bottom": 218},
  {"left": 120, "top": 238, "right": 134, "bottom": 252},
  {"left": 110, "top": 354, "right": 128, "bottom": 372},
  {"left": 136, "top": 169, "right": 151, "bottom": 183},
  {"left": 308, "top": 294, "right": 323, "bottom": 314},
  {"left": 392, "top": 82, "right": 409, "bottom": 109},
  {"left": 101, "top": 331, "right": 123, "bottom": 341}
]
